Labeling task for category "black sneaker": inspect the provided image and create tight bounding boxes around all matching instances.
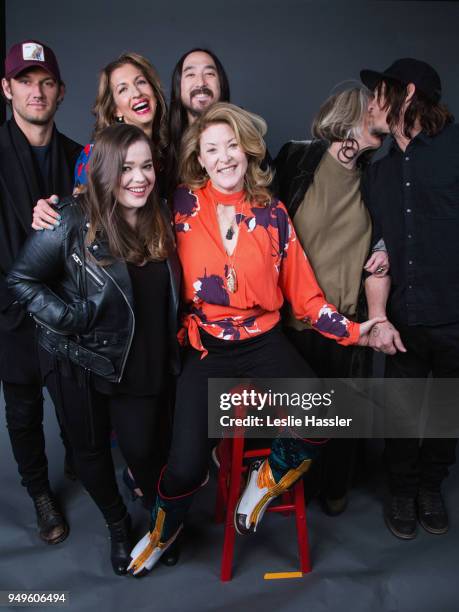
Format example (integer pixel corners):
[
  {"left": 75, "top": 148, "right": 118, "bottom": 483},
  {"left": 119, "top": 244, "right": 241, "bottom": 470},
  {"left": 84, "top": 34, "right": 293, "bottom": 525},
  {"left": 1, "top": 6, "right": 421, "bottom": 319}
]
[
  {"left": 384, "top": 495, "right": 417, "bottom": 540},
  {"left": 417, "top": 488, "right": 449, "bottom": 535},
  {"left": 32, "top": 491, "right": 69, "bottom": 545}
]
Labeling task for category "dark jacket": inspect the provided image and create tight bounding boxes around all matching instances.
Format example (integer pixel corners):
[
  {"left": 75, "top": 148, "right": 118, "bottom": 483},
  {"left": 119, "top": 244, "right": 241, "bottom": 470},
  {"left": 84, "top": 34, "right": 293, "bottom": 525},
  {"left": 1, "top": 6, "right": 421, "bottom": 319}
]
[
  {"left": 0, "top": 118, "right": 82, "bottom": 382},
  {"left": 274, "top": 139, "right": 375, "bottom": 215},
  {"left": 274, "top": 139, "right": 328, "bottom": 218},
  {"left": 7, "top": 195, "right": 181, "bottom": 383}
]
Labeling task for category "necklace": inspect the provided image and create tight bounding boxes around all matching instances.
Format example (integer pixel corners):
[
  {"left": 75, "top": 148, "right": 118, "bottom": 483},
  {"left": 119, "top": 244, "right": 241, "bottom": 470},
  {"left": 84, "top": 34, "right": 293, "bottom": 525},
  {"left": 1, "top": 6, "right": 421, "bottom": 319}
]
[
  {"left": 214, "top": 195, "right": 245, "bottom": 294},
  {"left": 226, "top": 223, "right": 236, "bottom": 241}
]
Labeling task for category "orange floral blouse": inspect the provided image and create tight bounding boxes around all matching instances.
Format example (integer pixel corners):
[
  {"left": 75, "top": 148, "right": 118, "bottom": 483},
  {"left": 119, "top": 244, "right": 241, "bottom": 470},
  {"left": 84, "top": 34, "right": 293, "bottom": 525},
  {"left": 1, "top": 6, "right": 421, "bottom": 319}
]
[{"left": 173, "top": 181, "right": 360, "bottom": 357}]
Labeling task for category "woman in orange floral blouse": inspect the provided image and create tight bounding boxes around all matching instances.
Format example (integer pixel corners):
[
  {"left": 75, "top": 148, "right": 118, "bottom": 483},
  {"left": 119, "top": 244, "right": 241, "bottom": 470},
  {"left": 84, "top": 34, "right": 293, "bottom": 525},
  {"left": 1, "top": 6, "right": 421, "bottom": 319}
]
[{"left": 128, "top": 103, "right": 384, "bottom": 576}]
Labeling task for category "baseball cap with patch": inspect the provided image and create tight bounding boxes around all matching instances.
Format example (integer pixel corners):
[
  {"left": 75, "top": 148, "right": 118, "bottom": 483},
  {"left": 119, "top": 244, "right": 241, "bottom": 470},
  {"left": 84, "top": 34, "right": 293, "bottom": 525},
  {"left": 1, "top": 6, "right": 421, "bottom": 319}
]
[
  {"left": 4, "top": 40, "right": 61, "bottom": 82},
  {"left": 360, "top": 58, "right": 441, "bottom": 104}
]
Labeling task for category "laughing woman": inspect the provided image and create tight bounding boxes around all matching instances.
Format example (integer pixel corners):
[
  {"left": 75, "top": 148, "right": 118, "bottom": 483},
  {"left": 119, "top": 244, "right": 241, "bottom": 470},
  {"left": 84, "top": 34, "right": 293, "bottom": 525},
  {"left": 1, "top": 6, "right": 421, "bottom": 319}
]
[
  {"left": 127, "top": 102, "right": 384, "bottom": 576},
  {"left": 7, "top": 124, "right": 179, "bottom": 575},
  {"left": 31, "top": 52, "right": 169, "bottom": 231}
]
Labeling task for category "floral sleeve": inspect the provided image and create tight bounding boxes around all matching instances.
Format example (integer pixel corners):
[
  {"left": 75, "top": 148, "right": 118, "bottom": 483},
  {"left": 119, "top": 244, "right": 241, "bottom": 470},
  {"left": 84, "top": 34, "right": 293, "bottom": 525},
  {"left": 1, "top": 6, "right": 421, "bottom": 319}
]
[{"left": 73, "top": 143, "right": 93, "bottom": 193}]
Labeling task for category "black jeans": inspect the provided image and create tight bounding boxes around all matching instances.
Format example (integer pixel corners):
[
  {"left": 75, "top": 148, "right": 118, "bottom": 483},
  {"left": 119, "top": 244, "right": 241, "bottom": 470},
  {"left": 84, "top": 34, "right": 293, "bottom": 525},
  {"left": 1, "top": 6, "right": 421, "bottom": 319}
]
[
  {"left": 2, "top": 379, "right": 73, "bottom": 497},
  {"left": 384, "top": 320, "right": 458, "bottom": 496},
  {"left": 162, "top": 325, "right": 317, "bottom": 497},
  {"left": 285, "top": 327, "right": 372, "bottom": 500},
  {"left": 45, "top": 369, "right": 164, "bottom": 521}
]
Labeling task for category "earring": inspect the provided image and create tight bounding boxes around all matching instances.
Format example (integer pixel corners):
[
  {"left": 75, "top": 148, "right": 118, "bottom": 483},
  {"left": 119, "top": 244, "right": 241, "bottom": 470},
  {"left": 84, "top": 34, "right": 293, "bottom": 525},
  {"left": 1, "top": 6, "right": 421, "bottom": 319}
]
[{"left": 116, "top": 116, "right": 124, "bottom": 123}]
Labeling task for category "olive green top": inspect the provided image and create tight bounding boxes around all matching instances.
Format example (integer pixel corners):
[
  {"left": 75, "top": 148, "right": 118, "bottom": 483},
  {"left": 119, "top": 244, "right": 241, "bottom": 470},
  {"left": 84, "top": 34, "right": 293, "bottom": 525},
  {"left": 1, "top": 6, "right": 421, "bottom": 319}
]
[{"left": 287, "top": 150, "right": 371, "bottom": 330}]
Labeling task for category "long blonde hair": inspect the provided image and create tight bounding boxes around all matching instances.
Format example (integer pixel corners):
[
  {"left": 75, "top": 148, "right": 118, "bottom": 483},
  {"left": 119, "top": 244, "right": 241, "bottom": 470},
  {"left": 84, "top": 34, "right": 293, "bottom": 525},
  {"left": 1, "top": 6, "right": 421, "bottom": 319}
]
[
  {"left": 312, "top": 86, "right": 372, "bottom": 142},
  {"left": 179, "top": 102, "right": 273, "bottom": 206}
]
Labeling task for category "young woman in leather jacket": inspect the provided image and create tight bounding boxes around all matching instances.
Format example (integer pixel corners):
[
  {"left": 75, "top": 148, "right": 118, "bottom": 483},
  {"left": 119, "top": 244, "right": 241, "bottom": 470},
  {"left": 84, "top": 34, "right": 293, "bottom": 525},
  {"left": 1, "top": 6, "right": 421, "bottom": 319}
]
[{"left": 7, "top": 124, "right": 180, "bottom": 576}]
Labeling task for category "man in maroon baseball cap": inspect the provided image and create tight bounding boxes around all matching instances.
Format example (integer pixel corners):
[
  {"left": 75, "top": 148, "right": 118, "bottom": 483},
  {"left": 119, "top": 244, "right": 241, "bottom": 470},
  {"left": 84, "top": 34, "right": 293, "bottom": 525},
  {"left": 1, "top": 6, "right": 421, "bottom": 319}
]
[
  {"left": 0, "top": 40, "right": 81, "bottom": 547},
  {"left": 4, "top": 40, "right": 62, "bottom": 83}
]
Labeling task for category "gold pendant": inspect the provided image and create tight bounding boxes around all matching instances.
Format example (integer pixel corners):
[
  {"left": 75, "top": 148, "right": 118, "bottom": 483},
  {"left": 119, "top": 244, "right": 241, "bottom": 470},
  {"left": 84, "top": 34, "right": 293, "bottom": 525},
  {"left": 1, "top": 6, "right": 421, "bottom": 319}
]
[{"left": 226, "top": 266, "right": 238, "bottom": 293}]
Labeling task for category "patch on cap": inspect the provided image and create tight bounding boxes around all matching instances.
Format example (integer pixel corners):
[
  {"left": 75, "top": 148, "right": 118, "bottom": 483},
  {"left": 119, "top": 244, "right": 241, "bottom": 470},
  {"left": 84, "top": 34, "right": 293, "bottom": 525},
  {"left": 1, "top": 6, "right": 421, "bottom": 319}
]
[{"left": 22, "top": 43, "right": 45, "bottom": 62}]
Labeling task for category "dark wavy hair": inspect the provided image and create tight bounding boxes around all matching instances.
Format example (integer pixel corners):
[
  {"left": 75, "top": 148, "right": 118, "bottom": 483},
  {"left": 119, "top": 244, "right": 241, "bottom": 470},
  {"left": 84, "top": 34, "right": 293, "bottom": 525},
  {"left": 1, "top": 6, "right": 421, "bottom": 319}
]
[
  {"left": 166, "top": 48, "right": 230, "bottom": 195},
  {"left": 375, "top": 78, "right": 454, "bottom": 138},
  {"left": 83, "top": 124, "right": 174, "bottom": 266}
]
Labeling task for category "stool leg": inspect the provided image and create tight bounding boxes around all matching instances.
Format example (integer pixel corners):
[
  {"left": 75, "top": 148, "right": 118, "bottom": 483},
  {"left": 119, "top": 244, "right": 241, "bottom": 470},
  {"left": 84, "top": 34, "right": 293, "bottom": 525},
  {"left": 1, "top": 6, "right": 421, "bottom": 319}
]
[
  {"left": 215, "top": 466, "right": 226, "bottom": 524},
  {"left": 215, "top": 440, "right": 231, "bottom": 524},
  {"left": 221, "top": 436, "right": 245, "bottom": 581},
  {"left": 294, "top": 478, "right": 311, "bottom": 574}
]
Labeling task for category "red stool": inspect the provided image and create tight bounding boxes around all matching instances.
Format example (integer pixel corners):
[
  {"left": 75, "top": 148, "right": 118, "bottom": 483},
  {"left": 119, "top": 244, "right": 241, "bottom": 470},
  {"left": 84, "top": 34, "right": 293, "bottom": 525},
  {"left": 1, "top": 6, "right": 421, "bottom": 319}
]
[{"left": 215, "top": 436, "right": 311, "bottom": 581}]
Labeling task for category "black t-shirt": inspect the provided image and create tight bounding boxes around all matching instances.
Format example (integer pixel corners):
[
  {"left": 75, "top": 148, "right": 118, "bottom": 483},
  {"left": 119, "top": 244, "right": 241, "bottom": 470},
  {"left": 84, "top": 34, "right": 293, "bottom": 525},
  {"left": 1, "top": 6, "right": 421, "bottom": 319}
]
[
  {"left": 116, "top": 260, "right": 170, "bottom": 396},
  {"left": 31, "top": 143, "right": 51, "bottom": 195}
]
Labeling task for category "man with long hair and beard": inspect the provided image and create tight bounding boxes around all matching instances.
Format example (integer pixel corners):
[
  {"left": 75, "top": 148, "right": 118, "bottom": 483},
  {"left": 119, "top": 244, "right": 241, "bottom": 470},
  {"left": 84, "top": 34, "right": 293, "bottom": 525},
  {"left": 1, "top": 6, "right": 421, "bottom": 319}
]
[
  {"left": 362, "top": 58, "right": 458, "bottom": 540},
  {"left": 166, "top": 48, "right": 230, "bottom": 195}
]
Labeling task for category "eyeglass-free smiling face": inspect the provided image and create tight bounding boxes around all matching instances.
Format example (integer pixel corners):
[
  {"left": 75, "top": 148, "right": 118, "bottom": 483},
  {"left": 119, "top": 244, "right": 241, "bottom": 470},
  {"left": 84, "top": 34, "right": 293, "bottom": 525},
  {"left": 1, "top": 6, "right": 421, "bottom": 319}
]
[
  {"left": 111, "top": 63, "right": 157, "bottom": 131},
  {"left": 115, "top": 140, "right": 155, "bottom": 221},
  {"left": 198, "top": 122, "right": 248, "bottom": 194},
  {"left": 181, "top": 51, "right": 221, "bottom": 119}
]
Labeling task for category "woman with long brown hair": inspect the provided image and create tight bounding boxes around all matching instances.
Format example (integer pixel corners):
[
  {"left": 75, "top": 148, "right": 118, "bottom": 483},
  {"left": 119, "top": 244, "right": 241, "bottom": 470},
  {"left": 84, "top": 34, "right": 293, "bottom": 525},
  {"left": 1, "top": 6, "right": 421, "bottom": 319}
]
[
  {"left": 8, "top": 124, "right": 180, "bottom": 576},
  {"left": 30, "top": 51, "right": 170, "bottom": 506},
  {"left": 31, "top": 51, "right": 169, "bottom": 229}
]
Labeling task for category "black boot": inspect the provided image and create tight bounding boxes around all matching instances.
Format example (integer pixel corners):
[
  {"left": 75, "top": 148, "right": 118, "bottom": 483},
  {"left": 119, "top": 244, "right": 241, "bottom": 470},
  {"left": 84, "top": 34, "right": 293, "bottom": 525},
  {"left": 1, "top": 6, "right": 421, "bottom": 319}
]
[
  {"left": 417, "top": 488, "right": 449, "bottom": 535},
  {"left": 32, "top": 490, "right": 69, "bottom": 545},
  {"left": 160, "top": 534, "right": 181, "bottom": 566},
  {"left": 384, "top": 495, "right": 417, "bottom": 540},
  {"left": 107, "top": 513, "right": 132, "bottom": 575}
]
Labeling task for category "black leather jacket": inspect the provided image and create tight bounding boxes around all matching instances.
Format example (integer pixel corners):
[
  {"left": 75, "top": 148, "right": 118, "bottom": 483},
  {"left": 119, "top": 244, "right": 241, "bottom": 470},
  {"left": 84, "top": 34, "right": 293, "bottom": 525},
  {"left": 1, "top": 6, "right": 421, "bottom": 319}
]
[
  {"left": 274, "top": 139, "right": 329, "bottom": 218},
  {"left": 7, "top": 195, "right": 181, "bottom": 383}
]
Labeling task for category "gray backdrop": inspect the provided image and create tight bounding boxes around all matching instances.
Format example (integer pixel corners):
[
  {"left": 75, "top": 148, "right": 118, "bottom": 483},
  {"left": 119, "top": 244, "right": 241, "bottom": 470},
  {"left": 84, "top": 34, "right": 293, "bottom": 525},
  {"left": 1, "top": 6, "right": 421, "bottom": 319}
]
[{"left": 5, "top": 0, "right": 459, "bottom": 156}]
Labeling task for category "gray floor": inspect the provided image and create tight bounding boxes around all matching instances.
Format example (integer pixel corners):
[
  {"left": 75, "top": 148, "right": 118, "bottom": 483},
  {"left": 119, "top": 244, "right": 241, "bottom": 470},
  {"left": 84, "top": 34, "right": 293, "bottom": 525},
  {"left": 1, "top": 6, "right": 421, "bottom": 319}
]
[{"left": 0, "top": 390, "right": 458, "bottom": 612}]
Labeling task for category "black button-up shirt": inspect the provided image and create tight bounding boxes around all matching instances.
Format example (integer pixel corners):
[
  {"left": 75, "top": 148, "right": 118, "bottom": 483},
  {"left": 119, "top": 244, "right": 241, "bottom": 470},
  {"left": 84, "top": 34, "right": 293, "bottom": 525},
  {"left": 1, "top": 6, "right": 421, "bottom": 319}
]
[{"left": 363, "top": 123, "right": 459, "bottom": 326}]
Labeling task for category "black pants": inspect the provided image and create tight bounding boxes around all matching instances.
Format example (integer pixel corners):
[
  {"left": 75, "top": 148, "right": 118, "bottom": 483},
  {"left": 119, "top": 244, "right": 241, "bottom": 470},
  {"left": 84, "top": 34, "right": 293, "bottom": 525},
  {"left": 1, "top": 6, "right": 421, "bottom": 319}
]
[
  {"left": 45, "top": 369, "right": 163, "bottom": 521},
  {"left": 2, "top": 379, "right": 73, "bottom": 498},
  {"left": 384, "top": 321, "right": 458, "bottom": 496},
  {"left": 162, "top": 325, "right": 316, "bottom": 497},
  {"left": 285, "top": 326, "right": 371, "bottom": 499}
]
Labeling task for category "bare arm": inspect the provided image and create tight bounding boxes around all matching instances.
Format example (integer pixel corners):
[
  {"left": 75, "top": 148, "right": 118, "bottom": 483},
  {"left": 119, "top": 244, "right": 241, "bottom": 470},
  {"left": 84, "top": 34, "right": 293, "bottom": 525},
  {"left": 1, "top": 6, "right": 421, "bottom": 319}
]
[{"left": 364, "top": 275, "right": 406, "bottom": 354}]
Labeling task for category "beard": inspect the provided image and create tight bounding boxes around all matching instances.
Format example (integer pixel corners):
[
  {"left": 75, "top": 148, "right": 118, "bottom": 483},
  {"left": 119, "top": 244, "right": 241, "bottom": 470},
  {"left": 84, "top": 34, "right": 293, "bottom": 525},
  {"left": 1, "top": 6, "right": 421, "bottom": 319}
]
[
  {"left": 15, "top": 104, "right": 57, "bottom": 127},
  {"left": 369, "top": 125, "right": 389, "bottom": 137},
  {"left": 368, "top": 115, "right": 390, "bottom": 136},
  {"left": 184, "top": 86, "right": 216, "bottom": 118}
]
